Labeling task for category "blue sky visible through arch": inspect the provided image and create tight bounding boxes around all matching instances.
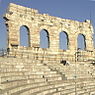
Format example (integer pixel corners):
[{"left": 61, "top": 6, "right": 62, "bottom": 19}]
[
  {"left": 77, "top": 34, "right": 86, "bottom": 50},
  {"left": 0, "top": 0, "right": 95, "bottom": 49},
  {"left": 40, "top": 30, "right": 49, "bottom": 48},
  {"left": 20, "top": 26, "right": 29, "bottom": 47},
  {"left": 59, "top": 32, "right": 68, "bottom": 50}
]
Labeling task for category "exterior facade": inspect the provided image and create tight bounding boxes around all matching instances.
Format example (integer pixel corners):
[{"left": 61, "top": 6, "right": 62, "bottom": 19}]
[{"left": 4, "top": 3, "right": 95, "bottom": 64}]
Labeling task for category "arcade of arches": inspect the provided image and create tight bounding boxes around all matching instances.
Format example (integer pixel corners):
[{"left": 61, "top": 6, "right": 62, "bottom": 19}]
[
  {"left": 19, "top": 27, "right": 86, "bottom": 51},
  {"left": 4, "top": 3, "right": 95, "bottom": 63}
]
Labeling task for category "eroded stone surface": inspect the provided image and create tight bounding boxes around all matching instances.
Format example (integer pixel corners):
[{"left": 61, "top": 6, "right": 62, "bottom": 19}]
[
  {"left": 1, "top": 3, "right": 95, "bottom": 95},
  {"left": 3, "top": 3, "right": 95, "bottom": 63}
]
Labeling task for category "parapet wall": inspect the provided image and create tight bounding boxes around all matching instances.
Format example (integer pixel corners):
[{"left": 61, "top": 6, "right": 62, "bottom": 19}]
[{"left": 3, "top": 3, "right": 95, "bottom": 63}]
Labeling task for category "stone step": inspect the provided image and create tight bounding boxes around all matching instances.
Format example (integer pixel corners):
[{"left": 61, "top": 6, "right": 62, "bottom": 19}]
[
  {"left": 30, "top": 88, "right": 56, "bottom": 95},
  {"left": 1, "top": 77, "right": 47, "bottom": 89},
  {"left": 47, "top": 63, "right": 95, "bottom": 80},
  {"left": 27, "top": 71, "right": 57, "bottom": 75},
  {"left": 0, "top": 63, "right": 44, "bottom": 68},
  {"left": 0, "top": 58, "right": 44, "bottom": 64},
  {"left": 47, "top": 88, "right": 75, "bottom": 95},
  {"left": 1, "top": 70, "right": 58, "bottom": 76},
  {"left": 71, "top": 86, "right": 95, "bottom": 95},
  {"left": 1, "top": 73, "right": 47, "bottom": 83},
  {"left": 40, "top": 84, "right": 74, "bottom": 95},
  {"left": 1, "top": 79, "right": 73, "bottom": 95},
  {"left": 76, "top": 84, "right": 95, "bottom": 95},
  {"left": 1, "top": 72, "right": 62, "bottom": 83},
  {"left": 1, "top": 79, "right": 28, "bottom": 89},
  {"left": 1, "top": 74, "right": 44, "bottom": 82},
  {"left": 40, "top": 82, "right": 75, "bottom": 95},
  {"left": 33, "top": 86, "right": 66, "bottom": 95},
  {"left": 1, "top": 64, "right": 52, "bottom": 73},
  {"left": 45, "top": 80, "right": 95, "bottom": 95},
  {"left": 1, "top": 71, "right": 25, "bottom": 76},
  {"left": 1, "top": 72, "right": 61, "bottom": 81},
  {"left": 46, "top": 76, "right": 62, "bottom": 82},
  {"left": 11, "top": 84, "right": 55, "bottom": 95},
  {"left": 1, "top": 78, "right": 63, "bottom": 90},
  {"left": 1, "top": 80, "right": 48, "bottom": 95},
  {"left": 1, "top": 67, "right": 51, "bottom": 73},
  {"left": 1, "top": 68, "right": 28, "bottom": 72},
  {"left": 0, "top": 64, "right": 47, "bottom": 69}
]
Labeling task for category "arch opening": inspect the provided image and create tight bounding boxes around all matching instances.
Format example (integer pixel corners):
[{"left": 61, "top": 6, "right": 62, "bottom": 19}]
[
  {"left": 59, "top": 31, "right": 69, "bottom": 50},
  {"left": 77, "top": 34, "right": 86, "bottom": 50},
  {"left": 40, "top": 29, "right": 49, "bottom": 48},
  {"left": 20, "top": 25, "right": 30, "bottom": 47}
]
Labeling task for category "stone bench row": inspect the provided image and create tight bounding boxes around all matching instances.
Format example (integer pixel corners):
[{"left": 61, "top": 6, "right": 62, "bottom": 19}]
[
  {"left": 9, "top": 80, "right": 95, "bottom": 95},
  {"left": 1, "top": 74, "right": 95, "bottom": 95},
  {"left": 0, "top": 63, "right": 45, "bottom": 68},
  {"left": 2, "top": 78, "right": 46, "bottom": 89},
  {"left": 1, "top": 67, "right": 51, "bottom": 72},
  {"left": 1, "top": 74, "right": 62, "bottom": 83},
  {"left": 0, "top": 63, "right": 52, "bottom": 73},
  {"left": 4, "top": 80, "right": 74, "bottom": 95},
  {"left": 1, "top": 70, "right": 58, "bottom": 77},
  {"left": 46, "top": 63, "right": 95, "bottom": 79},
  {"left": 30, "top": 80, "right": 95, "bottom": 95}
]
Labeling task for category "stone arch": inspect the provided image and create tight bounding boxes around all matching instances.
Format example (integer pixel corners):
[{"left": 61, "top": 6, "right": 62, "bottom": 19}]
[
  {"left": 59, "top": 31, "right": 69, "bottom": 50},
  {"left": 40, "top": 29, "right": 50, "bottom": 48},
  {"left": 20, "top": 25, "right": 30, "bottom": 47},
  {"left": 77, "top": 34, "right": 86, "bottom": 50}
]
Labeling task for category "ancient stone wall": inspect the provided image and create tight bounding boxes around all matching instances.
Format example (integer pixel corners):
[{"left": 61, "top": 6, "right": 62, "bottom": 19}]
[{"left": 4, "top": 3, "right": 95, "bottom": 63}]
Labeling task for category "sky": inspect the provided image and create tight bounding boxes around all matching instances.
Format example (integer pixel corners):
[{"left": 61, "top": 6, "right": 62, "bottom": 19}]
[{"left": 0, "top": 0, "right": 95, "bottom": 49}]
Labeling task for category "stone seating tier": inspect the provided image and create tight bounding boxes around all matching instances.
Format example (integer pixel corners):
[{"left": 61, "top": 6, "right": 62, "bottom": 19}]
[{"left": 1, "top": 57, "right": 95, "bottom": 95}]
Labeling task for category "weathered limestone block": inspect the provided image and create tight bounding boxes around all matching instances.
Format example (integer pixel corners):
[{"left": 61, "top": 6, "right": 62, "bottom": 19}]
[{"left": 3, "top": 3, "right": 95, "bottom": 64}]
